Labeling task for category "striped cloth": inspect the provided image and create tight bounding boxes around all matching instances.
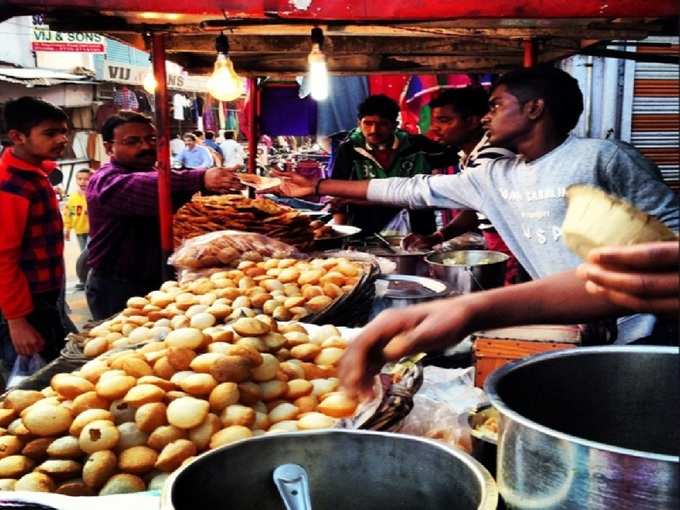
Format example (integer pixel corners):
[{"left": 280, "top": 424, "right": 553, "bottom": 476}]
[
  {"left": 0, "top": 150, "right": 64, "bottom": 319},
  {"left": 458, "top": 133, "right": 515, "bottom": 230}
]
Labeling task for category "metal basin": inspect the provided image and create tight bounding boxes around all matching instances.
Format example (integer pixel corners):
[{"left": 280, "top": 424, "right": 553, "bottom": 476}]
[
  {"left": 426, "top": 250, "right": 508, "bottom": 293},
  {"left": 163, "top": 430, "right": 498, "bottom": 510},
  {"left": 368, "top": 235, "right": 433, "bottom": 276},
  {"left": 485, "top": 346, "right": 679, "bottom": 510},
  {"left": 369, "top": 274, "right": 452, "bottom": 321}
]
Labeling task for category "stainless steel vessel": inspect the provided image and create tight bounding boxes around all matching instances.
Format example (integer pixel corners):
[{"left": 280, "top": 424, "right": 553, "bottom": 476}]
[
  {"left": 468, "top": 405, "right": 499, "bottom": 476},
  {"left": 485, "top": 346, "right": 679, "bottom": 510},
  {"left": 426, "top": 250, "right": 508, "bottom": 293},
  {"left": 163, "top": 429, "right": 498, "bottom": 510},
  {"left": 369, "top": 235, "right": 434, "bottom": 276},
  {"left": 369, "top": 274, "right": 452, "bottom": 320}
]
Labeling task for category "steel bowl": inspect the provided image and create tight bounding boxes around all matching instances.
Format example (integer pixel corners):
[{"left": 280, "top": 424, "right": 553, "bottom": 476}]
[
  {"left": 426, "top": 250, "right": 508, "bottom": 293},
  {"left": 485, "top": 346, "right": 679, "bottom": 510},
  {"left": 369, "top": 274, "right": 452, "bottom": 321},
  {"left": 366, "top": 235, "right": 434, "bottom": 276},
  {"left": 162, "top": 429, "right": 498, "bottom": 510}
]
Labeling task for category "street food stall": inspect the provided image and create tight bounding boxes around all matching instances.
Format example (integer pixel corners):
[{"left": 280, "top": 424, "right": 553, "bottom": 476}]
[{"left": 0, "top": 1, "right": 677, "bottom": 508}]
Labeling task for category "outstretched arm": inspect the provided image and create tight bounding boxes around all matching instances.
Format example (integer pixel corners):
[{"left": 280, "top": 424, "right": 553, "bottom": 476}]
[
  {"left": 271, "top": 170, "right": 369, "bottom": 200},
  {"left": 339, "top": 269, "right": 628, "bottom": 396}
]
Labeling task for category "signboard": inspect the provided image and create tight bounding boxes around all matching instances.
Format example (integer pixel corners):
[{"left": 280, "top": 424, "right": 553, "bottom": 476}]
[
  {"left": 31, "top": 25, "right": 106, "bottom": 53},
  {"left": 104, "top": 63, "right": 208, "bottom": 93}
]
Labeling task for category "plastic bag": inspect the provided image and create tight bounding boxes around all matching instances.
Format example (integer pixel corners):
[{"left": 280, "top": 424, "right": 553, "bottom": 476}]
[
  {"left": 168, "top": 229, "right": 304, "bottom": 271},
  {"left": 380, "top": 209, "right": 412, "bottom": 237},
  {"left": 399, "top": 366, "right": 488, "bottom": 452},
  {"left": 7, "top": 354, "right": 46, "bottom": 388}
]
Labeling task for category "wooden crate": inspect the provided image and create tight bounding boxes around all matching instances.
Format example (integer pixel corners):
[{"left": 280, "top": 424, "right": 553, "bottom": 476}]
[{"left": 472, "top": 325, "right": 581, "bottom": 388}]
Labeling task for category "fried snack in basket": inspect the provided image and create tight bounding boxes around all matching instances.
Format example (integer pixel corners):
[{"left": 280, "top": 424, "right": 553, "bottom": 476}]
[{"left": 174, "top": 195, "right": 314, "bottom": 248}]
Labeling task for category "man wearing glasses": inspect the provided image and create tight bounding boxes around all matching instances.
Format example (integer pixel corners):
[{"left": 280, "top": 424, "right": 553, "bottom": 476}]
[{"left": 86, "top": 111, "right": 242, "bottom": 320}]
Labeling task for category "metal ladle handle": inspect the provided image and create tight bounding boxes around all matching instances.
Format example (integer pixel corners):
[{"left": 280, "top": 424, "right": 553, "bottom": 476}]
[{"left": 273, "top": 463, "right": 313, "bottom": 510}]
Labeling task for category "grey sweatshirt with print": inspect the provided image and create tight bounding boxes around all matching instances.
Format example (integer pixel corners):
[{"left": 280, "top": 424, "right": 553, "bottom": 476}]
[{"left": 367, "top": 136, "right": 679, "bottom": 341}]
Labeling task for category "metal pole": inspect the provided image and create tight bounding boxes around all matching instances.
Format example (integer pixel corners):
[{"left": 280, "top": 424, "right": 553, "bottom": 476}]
[
  {"left": 247, "top": 77, "right": 258, "bottom": 175},
  {"left": 151, "top": 32, "right": 173, "bottom": 280},
  {"left": 523, "top": 38, "right": 537, "bottom": 68}
]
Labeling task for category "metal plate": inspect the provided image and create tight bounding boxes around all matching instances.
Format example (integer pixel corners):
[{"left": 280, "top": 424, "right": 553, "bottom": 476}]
[
  {"left": 317, "top": 224, "right": 362, "bottom": 240},
  {"left": 376, "top": 274, "right": 450, "bottom": 299}
]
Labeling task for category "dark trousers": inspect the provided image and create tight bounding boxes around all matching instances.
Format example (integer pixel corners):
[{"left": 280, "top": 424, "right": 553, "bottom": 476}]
[
  {"left": 0, "top": 291, "right": 67, "bottom": 371},
  {"left": 86, "top": 269, "right": 158, "bottom": 321}
]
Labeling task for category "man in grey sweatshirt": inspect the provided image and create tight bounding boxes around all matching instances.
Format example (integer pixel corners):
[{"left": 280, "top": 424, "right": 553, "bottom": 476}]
[{"left": 273, "top": 67, "right": 678, "bottom": 393}]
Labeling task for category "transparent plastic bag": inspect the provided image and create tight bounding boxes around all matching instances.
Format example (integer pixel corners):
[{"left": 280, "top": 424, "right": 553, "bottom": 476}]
[
  {"left": 399, "top": 366, "right": 488, "bottom": 452},
  {"left": 168, "top": 229, "right": 304, "bottom": 271},
  {"left": 7, "top": 354, "right": 46, "bottom": 388},
  {"left": 380, "top": 209, "right": 412, "bottom": 237}
]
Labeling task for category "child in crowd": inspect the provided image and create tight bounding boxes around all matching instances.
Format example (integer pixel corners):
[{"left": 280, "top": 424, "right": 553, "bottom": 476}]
[
  {"left": 63, "top": 168, "right": 92, "bottom": 290},
  {"left": 63, "top": 168, "right": 92, "bottom": 251}
]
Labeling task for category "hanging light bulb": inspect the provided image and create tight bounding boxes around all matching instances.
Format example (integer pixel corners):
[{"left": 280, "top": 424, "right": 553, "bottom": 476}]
[
  {"left": 308, "top": 27, "right": 329, "bottom": 101},
  {"left": 142, "top": 53, "right": 157, "bottom": 94},
  {"left": 207, "top": 33, "right": 243, "bottom": 102},
  {"left": 143, "top": 70, "right": 157, "bottom": 94}
]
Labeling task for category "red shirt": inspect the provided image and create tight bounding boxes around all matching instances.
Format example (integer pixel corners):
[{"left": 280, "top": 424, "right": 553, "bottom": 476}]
[{"left": 0, "top": 150, "right": 64, "bottom": 319}]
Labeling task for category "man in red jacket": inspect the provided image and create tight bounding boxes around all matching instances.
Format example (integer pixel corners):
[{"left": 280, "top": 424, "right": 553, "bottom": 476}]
[{"left": 0, "top": 97, "right": 70, "bottom": 369}]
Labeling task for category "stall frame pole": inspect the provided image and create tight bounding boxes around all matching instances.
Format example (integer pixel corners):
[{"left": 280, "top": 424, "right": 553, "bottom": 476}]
[
  {"left": 151, "top": 32, "right": 173, "bottom": 280},
  {"left": 523, "top": 38, "right": 537, "bottom": 68},
  {"left": 247, "top": 77, "right": 259, "bottom": 175}
]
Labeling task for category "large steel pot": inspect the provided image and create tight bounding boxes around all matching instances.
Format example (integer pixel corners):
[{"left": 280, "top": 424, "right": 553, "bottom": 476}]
[
  {"left": 426, "top": 250, "right": 508, "bottom": 293},
  {"left": 162, "top": 430, "right": 498, "bottom": 509},
  {"left": 485, "top": 346, "right": 679, "bottom": 510}
]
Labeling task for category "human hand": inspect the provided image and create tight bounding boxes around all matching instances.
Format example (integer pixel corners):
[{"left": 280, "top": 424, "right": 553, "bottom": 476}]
[
  {"left": 576, "top": 241, "right": 679, "bottom": 314},
  {"left": 7, "top": 318, "right": 45, "bottom": 357},
  {"left": 64, "top": 231, "right": 71, "bottom": 242},
  {"left": 402, "top": 233, "right": 435, "bottom": 251},
  {"left": 338, "top": 297, "right": 477, "bottom": 397},
  {"left": 203, "top": 168, "right": 244, "bottom": 193},
  {"left": 270, "top": 169, "right": 317, "bottom": 197}
]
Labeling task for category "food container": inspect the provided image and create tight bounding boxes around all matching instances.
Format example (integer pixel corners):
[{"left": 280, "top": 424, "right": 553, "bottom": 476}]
[
  {"left": 366, "top": 235, "right": 434, "bottom": 276},
  {"left": 471, "top": 324, "right": 581, "bottom": 387},
  {"left": 486, "top": 346, "right": 679, "bottom": 510},
  {"left": 468, "top": 405, "right": 499, "bottom": 476},
  {"left": 426, "top": 250, "right": 509, "bottom": 293},
  {"left": 162, "top": 430, "right": 498, "bottom": 510},
  {"left": 369, "top": 274, "right": 452, "bottom": 321}
]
